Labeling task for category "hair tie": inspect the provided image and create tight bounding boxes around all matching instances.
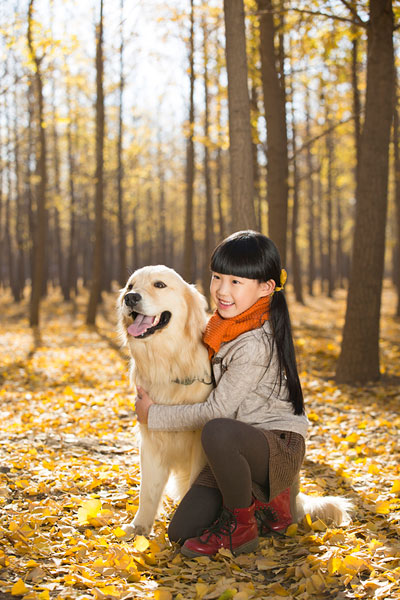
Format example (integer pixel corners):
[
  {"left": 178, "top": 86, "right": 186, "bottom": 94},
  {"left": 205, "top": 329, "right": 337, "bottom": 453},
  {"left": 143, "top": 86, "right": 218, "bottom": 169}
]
[{"left": 275, "top": 268, "right": 287, "bottom": 292}]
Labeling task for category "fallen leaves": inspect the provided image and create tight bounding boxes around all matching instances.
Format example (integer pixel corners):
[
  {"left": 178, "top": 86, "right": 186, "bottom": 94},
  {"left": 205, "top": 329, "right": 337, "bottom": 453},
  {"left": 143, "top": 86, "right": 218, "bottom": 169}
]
[{"left": 0, "top": 286, "right": 399, "bottom": 599}]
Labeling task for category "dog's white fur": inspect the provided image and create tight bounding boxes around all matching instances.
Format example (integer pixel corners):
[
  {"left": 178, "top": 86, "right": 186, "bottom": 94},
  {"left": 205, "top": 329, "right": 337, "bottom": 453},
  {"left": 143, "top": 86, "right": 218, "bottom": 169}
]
[
  {"left": 118, "top": 265, "right": 353, "bottom": 537},
  {"left": 118, "top": 265, "right": 211, "bottom": 536}
]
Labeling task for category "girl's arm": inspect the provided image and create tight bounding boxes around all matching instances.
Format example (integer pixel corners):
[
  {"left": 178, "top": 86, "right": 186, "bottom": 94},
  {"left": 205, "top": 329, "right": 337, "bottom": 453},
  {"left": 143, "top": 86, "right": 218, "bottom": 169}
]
[{"left": 143, "top": 340, "right": 269, "bottom": 431}]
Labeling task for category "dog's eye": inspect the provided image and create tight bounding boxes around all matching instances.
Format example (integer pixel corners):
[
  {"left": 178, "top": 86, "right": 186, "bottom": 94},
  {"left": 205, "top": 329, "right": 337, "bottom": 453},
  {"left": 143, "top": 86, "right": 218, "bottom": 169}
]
[
  {"left": 154, "top": 281, "right": 167, "bottom": 289},
  {"left": 127, "top": 284, "right": 133, "bottom": 290}
]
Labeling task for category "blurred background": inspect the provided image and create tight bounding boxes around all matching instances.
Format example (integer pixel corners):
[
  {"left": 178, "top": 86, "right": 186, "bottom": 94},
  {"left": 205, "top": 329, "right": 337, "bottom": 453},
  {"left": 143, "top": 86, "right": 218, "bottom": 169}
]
[{"left": 0, "top": 0, "right": 399, "bottom": 382}]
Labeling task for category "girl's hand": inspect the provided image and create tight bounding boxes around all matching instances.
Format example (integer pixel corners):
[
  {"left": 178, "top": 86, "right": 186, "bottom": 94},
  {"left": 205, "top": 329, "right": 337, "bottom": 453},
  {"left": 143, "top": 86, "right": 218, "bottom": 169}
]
[{"left": 135, "top": 386, "right": 153, "bottom": 425}]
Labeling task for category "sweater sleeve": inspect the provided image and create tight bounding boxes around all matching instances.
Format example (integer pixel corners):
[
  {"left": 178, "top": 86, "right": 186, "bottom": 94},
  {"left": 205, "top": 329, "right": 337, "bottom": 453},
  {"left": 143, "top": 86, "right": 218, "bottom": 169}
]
[{"left": 147, "top": 337, "right": 269, "bottom": 431}]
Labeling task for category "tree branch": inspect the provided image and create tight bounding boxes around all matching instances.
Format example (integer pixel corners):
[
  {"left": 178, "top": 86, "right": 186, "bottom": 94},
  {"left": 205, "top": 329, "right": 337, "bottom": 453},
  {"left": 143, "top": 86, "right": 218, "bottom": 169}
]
[{"left": 252, "top": 7, "right": 367, "bottom": 28}]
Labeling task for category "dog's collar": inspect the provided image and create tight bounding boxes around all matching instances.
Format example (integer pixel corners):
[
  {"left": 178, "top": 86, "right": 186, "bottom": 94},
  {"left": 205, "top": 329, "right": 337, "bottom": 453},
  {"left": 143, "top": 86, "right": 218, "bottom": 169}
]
[{"left": 171, "top": 376, "right": 213, "bottom": 386}]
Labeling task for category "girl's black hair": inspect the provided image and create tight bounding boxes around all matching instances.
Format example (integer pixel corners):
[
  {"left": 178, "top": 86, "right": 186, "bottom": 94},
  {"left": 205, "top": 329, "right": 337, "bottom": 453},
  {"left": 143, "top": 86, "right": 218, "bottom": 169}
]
[{"left": 211, "top": 230, "right": 304, "bottom": 415}]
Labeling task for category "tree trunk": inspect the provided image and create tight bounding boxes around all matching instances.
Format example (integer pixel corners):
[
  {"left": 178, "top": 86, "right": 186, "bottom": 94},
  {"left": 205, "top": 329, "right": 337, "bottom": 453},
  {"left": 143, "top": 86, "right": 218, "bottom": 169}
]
[
  {"left": 28, "top": 0, "right": 47, "bottom": 327},
  {"left": 336, "top": 0, "right": 394, "bottom": 383},
  {"left": 257, "top": 0, "right": 288, "bottom": 263},
  {"left": 64, "top": 78, "right": 78, "bottom": 301},
  {"left": 183, "top": 0, "right": 196, "bottom": 282},
  {"left": 393, "top": 84, "right": 400, "bottom": 317},
  {"left": 86, "top": 0, "right": 105, "bottom": 325},
  {"left": 201, "top": 15, "right": 214, "bottom": 305},
  {"left": 215, "top": 47, "right": 225, "bottom": 240},
  {"left": 13, "top": 76, "right": 25, "bottom": 301},
  {"left": 305, "top": 88, "right": 316, "bottom": 296},
  {"left": 117, "top": 0, "right": 126, "bottom": 286},
  {"left": 289, "top": 75, "right": 304, "bottom": 304},
  {"left": 223, "top": 0, "right": 256, "bottom": 232},
  {"left": 325, "top": 119, "right": 334, "bottom": 298}
]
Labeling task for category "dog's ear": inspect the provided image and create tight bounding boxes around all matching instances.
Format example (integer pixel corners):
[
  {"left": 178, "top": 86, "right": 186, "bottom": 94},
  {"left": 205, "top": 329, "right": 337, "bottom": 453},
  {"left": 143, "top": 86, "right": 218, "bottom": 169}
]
[{"left": 183, "top": 284, "right": 208, "bottom": 341}]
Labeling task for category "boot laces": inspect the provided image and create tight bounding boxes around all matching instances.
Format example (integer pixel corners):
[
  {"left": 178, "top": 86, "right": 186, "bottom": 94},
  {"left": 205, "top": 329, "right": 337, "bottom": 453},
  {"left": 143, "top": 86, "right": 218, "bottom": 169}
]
[
  {"left": 201, "top": 508, "right": 237, "bottom": 544},
  {"left": 255, "top": 506, "right": 278, "bottom": 535}
]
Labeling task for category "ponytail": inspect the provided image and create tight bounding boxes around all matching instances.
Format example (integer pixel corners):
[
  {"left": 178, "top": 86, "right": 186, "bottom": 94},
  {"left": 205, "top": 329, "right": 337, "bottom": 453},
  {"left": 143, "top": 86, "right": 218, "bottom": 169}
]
[{"left": 269, "top": 291, "right": 304, "bottom": 415}]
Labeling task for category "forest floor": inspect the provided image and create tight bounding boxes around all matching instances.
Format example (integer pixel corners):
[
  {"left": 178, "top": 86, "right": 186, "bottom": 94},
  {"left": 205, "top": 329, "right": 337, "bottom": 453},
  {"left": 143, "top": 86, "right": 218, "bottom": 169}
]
[{"left": 0, "top": 283, "right": 399, "bottom": 600}]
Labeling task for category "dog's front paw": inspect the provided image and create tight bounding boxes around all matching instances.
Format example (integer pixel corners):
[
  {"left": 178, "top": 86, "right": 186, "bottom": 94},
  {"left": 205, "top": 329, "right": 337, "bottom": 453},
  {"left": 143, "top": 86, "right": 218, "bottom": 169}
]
[{"left": 120, "top": 520, "right": 151, "bottom": 541}]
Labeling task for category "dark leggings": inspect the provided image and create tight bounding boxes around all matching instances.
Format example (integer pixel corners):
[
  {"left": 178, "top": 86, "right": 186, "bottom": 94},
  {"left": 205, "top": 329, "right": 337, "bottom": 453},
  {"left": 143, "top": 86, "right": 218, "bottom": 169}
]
[{"left": 168, "top": 418, "right": 270, "bottom": 543}]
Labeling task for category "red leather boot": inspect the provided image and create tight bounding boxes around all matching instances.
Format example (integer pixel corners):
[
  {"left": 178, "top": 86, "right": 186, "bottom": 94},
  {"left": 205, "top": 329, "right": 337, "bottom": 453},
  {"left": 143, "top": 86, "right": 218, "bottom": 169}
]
[
  {"left": 181, "top": 502, "right": 259, "bottom": 558},
  {"left": 254, "top": 488, "right": 293, "bottom": 534}
]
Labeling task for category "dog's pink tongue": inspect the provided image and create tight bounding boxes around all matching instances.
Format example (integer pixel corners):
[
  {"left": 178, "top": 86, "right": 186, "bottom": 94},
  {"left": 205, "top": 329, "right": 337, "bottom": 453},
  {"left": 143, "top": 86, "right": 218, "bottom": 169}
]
[{"left": 127, "top": 314, "right": 155, "bottom": 337}]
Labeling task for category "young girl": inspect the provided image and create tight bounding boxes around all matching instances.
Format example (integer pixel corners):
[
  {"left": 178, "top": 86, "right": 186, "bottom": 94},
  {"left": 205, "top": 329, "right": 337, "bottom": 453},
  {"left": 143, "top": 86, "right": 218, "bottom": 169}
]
[{"left": 135, "top": 230, "right": 308, "bottom": 557}]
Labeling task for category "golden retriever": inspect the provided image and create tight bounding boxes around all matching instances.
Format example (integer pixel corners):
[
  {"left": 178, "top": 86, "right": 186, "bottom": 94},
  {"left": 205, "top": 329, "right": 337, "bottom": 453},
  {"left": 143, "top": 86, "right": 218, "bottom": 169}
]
[{"left": 118, "top": 265, "right": 212, "bottom": 536}]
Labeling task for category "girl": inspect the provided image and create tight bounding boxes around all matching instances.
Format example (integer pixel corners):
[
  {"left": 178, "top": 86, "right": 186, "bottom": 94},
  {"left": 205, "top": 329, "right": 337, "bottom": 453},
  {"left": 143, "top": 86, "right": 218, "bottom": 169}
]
[{"left": 135, "top": 230, "right": 308, "bottom": 557}]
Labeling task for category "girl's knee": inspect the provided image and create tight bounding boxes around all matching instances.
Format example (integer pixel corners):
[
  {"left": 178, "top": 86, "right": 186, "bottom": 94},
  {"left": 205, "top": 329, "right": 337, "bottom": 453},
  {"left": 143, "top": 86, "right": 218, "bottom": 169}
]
[{"left": 201, "top": 418, "right": 237, "bottom": 453}]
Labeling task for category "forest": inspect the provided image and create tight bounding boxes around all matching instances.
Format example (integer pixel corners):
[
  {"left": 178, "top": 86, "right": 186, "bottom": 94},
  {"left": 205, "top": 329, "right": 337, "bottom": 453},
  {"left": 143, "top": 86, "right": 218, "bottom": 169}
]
[{"left": 0, "top": 0, "right": 399, "bottom": 599}]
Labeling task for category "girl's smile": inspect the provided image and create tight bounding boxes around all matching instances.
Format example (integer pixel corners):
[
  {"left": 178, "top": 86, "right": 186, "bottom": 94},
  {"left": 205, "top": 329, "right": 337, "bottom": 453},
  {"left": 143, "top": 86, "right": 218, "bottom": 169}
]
[{"left": 210, "top": 273, "right": 274, "bottom": 318}]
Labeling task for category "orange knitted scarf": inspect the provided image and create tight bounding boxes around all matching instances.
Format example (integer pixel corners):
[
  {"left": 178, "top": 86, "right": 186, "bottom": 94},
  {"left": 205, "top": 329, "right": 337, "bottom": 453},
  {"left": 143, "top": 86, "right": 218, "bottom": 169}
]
[{"left": 203, "top": 296, "right": 270, "bottom": 359}]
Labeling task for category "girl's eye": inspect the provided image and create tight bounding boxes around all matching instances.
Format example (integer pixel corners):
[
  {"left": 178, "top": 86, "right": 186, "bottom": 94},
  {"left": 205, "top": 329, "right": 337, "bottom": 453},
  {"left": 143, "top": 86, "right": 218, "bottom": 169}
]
[
  {"left": 154, "top": 281, "right": 167, "bottom": 288},
  {"left": 232, "top": 279, "right": 240, "bottom": 285},
  {"left": 212, "top": 274, "right": 220, "bottom": 280}
]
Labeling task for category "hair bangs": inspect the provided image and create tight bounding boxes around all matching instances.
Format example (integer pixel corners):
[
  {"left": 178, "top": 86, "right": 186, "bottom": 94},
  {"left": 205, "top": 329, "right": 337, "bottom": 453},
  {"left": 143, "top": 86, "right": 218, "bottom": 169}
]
[{"left": 210, "top": 234, "right": 266, "bottom": 280}]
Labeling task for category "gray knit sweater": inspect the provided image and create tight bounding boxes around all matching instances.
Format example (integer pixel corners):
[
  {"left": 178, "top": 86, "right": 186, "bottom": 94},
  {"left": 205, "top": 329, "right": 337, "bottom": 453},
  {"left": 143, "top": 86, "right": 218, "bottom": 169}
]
[{"left": 147, "top": 322, "right": 309, "bottom": 437}]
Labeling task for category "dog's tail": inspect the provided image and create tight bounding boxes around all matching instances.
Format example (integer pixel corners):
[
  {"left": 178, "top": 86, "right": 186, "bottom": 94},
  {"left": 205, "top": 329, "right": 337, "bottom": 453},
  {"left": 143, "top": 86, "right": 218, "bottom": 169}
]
[{"left": 295, "top": 492, "right": 353, "bottom": 526}]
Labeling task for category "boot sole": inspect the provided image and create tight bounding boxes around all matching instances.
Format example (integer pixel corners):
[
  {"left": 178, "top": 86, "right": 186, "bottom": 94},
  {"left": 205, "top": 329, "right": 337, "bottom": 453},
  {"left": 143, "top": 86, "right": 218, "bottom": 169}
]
[{"left": 181, "top": 536, "right": 259, "bottom": 559}]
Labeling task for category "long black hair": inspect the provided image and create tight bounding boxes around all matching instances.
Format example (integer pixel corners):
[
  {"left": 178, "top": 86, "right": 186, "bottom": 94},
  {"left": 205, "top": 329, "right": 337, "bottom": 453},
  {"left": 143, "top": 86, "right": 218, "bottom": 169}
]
[{"left": 210, "top": 230, "right": 304, "bottom": 415}]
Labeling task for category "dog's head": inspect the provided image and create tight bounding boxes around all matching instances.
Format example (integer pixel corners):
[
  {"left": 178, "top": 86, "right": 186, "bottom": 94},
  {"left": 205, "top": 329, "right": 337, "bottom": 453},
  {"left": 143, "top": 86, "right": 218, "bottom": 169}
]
[{"left": 118, "top": 265, "right": 208, "bottom": 347}]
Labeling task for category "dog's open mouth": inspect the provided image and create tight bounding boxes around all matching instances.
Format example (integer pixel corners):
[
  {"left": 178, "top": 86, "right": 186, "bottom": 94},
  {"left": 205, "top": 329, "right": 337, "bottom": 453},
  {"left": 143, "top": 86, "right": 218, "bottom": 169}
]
[{"left": 127, "top": 311, "right": 171, "bottom": 338}]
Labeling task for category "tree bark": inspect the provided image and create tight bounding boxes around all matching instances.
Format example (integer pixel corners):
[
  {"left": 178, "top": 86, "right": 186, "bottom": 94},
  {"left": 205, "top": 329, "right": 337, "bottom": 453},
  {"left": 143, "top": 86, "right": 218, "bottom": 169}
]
[
  {"left": 336, "top": 0, "right": 394, "bottom": 383},
  {"left": 201, "top": 15, "right": 214, "bottom": 305},
  {"left": 117, "top": 0, "right": 127, "bottom": 286},
  {"left": 86, "top": 0, "right": 105, "bottom": 325},
  {"left": 183, "top": 0, "right": 196, "bottom": 282},
  {"left": 257, "top": 0, "right": 289, "bottom": 263},
  {"left": 28, "top": 0, "right": 47, "bottom": 327},
  {"left": 393, "top": 84, "right": 400, "bottom": 317},
  {"left": 305, "top": 88, "right": 316, "bottom": 296},
  {"left": 289, "top": 75, "right": 304, "bottom": 304},
  {"left": 224, "top": 0, "right": 256, "bottom": 232}
]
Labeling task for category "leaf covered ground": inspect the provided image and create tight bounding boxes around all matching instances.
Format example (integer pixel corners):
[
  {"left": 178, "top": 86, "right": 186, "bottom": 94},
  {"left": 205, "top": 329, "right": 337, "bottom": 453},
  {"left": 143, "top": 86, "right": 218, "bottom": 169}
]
[{"left": 0, "top": 285, "right": 399, "bottom": 600}]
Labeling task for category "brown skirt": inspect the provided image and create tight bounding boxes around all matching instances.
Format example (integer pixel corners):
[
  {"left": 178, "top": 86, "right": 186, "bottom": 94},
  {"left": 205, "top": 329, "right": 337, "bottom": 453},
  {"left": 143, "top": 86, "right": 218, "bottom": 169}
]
[{"left": 194, "top": 429, "right": 305, "bottom": 502}]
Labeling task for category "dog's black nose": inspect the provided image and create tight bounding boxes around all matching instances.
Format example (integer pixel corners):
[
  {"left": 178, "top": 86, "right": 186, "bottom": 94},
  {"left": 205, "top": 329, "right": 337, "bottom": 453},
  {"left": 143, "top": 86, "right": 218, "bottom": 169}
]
[{"left": 124, "top": 292, "right": 142, "bottom": 307}]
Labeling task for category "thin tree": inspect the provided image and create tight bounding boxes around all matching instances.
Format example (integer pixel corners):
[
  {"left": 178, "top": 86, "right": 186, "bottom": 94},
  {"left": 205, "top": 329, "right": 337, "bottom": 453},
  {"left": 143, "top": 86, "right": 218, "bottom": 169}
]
[
  {"left": 201, "top": 13, "right": 214, "bottom": 305},
  {"left": 256, "top": 0, "right": 289, "bottom": 263},
  {"left": 183, "top": 0, "right": 196, "bottom": 282},
  {"left": 305, "top": 88, "right": 316, "bottom": 296},
  {"left": 117, "top": 0, "right": 127, "bottom": 286},
  {"left": 223, "top": 0, "right": 256, "bottom": 231},
  {"left": 86, "top": 0, "right": 105, "bottom": 325},
  {"left": 393, "top": 83, "right": 400, "bottom": 317},
  {"left": 27, "top": 0, "right": 47, "bottom": 327},
  {"left": 336, "top": 0, "right": 395, "bottom": 383}
]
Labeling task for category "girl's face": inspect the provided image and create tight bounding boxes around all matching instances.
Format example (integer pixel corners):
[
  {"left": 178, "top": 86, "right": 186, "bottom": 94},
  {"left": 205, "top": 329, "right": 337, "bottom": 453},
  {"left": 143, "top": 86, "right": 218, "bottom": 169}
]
[{"left": 210, "top": 272, "right": 275, "bottom": 318}]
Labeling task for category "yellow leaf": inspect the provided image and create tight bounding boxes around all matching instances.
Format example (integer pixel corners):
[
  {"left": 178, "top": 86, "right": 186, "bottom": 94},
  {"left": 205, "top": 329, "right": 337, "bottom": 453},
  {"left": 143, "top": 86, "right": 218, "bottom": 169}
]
[
  {"left": 285, "top": 523, "right": 298, "bottom": 536},
  {"left": 195, "top": 582, "right": 208, "bottom": 598},
  {"left": 113, "top": 527, "right": 127, "bottom": 538},
  {"left": 77, "top": 499, "right": 102, "bottom": 525},
  {"left": 11, "top": 579, "right": 28, "bottom": 595},
  {"left": 217, "top": 590, "right": 236, "bottom": 600},
  {"left": 375, "top": 501, "right": 391, "bottom": 514},
  {"left": 154, "top": 590, "right": 173, "bottom": 600},
  {"left": 328, "top": 556, "right": 342, "bottom": 575},
  {"left": 38, "top": 591, "right": 50, "bottom": 600},
  {"left": 339, "top": 555, "right": 366, "bottom": 575},
  {"left": 368, "top": 464, "right": 380, "bottom": 475},
  {"left": 134, "top": 535, "right": 150, "bottom": 552},
  {"left": 391, "top": 480, "right": 400, "bottom": 494},
  {"left": 311, "top": 518, "right": 327, "bottom": 532},
  {"left": 269, "top": 583, "right": 290, "bottom": 596}
]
